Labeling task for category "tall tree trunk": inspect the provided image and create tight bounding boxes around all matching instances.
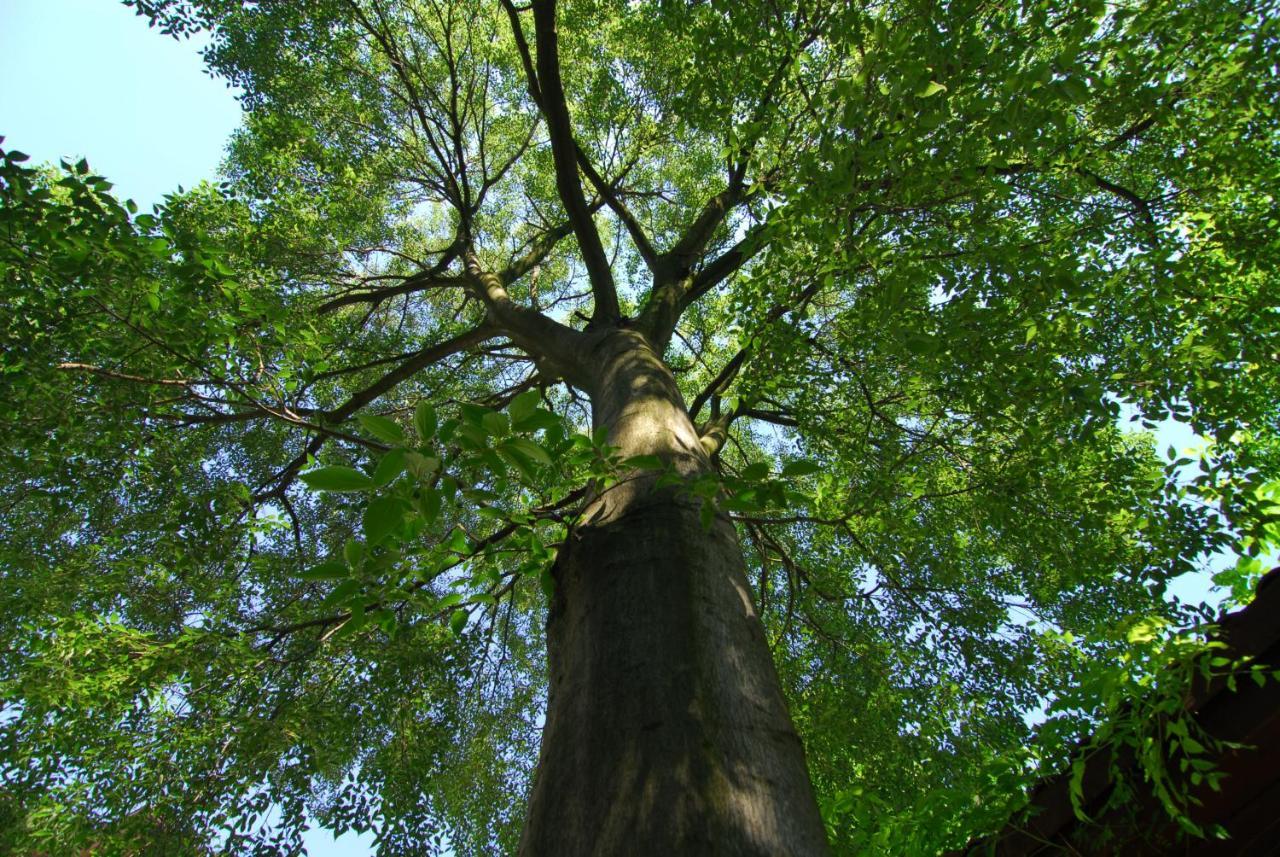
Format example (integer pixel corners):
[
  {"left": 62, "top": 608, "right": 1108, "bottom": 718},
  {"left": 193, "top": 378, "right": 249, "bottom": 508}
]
[{"left": 518, "top": 331, "right": 830, "bottom": 856}]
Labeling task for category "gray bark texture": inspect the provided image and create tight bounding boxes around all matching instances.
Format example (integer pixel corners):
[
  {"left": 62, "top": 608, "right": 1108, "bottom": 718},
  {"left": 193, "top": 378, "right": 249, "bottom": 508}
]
[{"left": 517, "top": 332, "right": 830, "bottom": 856}]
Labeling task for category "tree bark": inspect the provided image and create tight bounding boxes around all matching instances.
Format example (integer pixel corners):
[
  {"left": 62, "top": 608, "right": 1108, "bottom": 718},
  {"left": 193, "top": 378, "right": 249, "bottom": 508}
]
[{"left": 518, "top": 331, "right": 830, "bottom": 856}]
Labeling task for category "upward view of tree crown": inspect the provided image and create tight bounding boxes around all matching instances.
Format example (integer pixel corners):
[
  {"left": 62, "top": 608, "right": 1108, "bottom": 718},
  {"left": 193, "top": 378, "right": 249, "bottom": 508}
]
[{"left": 1, "top": 0, "right": 1277, "bottom": 854}]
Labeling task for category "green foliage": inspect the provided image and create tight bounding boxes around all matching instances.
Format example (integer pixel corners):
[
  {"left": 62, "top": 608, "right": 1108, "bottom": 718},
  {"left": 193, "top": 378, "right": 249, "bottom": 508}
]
[
  {"left": 1038, "top": 623, "right": 1277, "bottom": 841},
  {"left": 4, "top": 0, "right": 1279, "bottom": 853}
]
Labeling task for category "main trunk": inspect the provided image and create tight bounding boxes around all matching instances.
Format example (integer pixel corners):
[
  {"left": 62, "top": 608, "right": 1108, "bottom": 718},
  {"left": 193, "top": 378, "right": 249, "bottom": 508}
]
[{"left": 518, "top": 331, "right": 829, "bottom": 856}]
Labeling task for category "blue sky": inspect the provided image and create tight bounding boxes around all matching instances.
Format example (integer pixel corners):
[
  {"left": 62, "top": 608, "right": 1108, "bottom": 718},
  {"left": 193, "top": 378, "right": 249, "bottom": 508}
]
[{"left": 1, "top": 0, "right": 240, "bottom": 209}]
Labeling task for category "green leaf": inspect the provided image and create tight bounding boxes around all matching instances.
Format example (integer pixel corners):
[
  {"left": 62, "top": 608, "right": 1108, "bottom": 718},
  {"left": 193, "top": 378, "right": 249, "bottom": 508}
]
[
  {"left": 331, "top": 606, "right": 369, "bottom": 641},
  {"left": 300, "top": 559, "right": 348, "bottom": 580},
  {"left": 414, "top": 402, "right": 437, "bottom": 440},
  {"left": 782, "top": 460, "right": 821, "bottom": 477},
  {"left": 301, "top": 465, "right": 375, "bottom": 492},
  {"left": 916, "top": 80, "right": 947, "bottom": 98},
  {"left": 1126, "top": 616, "right": 1167, "bottom": 644},
  {"left": 498, "top": 446, "right": 538, "bottom": 484},
  {"left": 1060, "top": 77, "right": 1090, "bottom": 103},
  {"left": 481, "top": 411, "right": 510, "bottom": 436},
  {"left": 722, "top": 489, "right": 761, "bottom": 513},
  {"left": 405, "top": 451, "right": 441, "bottom": 479},
  {"left": 741, "top": 461, "right": 770, "bottom": 481},
  {"left": 322, "top": 579, "right": 362, "bottom": 609},
  {"left": 455, "top": 423, "right": 487, "bottom": 450},
  {"left": 623, "top": 455, "right": 665, "bottom": 471},
  {"left": 1068, "top": 759, "right": 1091, "bottom": 821},
  {"left": 437, "top": 418, "right": 458, "bottom": 444},
  {"left": 415, "top": 488, "right": 442, "bottom": 526},
  {"left": 513, "top": 409, "right": 562, "bottom": 433},
  {"left": 459, "top": 403, "right": 490, "bottom": 426},
  {"left": 508, "top": 389, "right": 541, "bottom": 426},
  {"left": 372, "top": 448, "right": 407, "bottom": 487},
  {"left": 905, "top": 333, "right": 937, "bottom": 354},
  {"left": 449, "top": 608, "right": 469, "bottom": 636},
  {"left": 445, "top": 528, "right": 469, "bottom": 555},
  {"left": 434, "top": 593, "right": 465, "bottom": 611},
  {"left": 370, "top": 608, "right": 396, "bottom": 635},
  {"left": 699, "top": 498, "right": 716, "bottom": 531},
  {"left": 502, "top": 437, "right": 553, "bottom": 467},
  {"left": 357, "top": 413, "right": 405, "bottom": 445},
  {"left": 363, "top": 496, "right": 406, "bottom": 545}
]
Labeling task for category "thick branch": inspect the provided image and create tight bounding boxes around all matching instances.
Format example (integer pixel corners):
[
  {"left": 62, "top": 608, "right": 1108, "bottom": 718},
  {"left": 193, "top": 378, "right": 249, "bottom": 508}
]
[
  {"left": 636, "top": 216, "right": 763, "bottom": 349},
  {"left": 502, "top": 220, "right": 575, "bottom": 285},
  {"left": 653, "top": 36, "right": 809, "bottom": 278},
  {"left": 463, "top": 250, "right": 590, "bottom": 386},
  {"left": 1077, "top": 167, "right": 1156, "bottom": 226},
  {"left": 317, "top": 236, "right": 466, "bottom": 313},
  {"left": 317, "top": 273, "right": 467, "bottom": 314},
  {"left": 739, "top": 408, "right": 798, "bottom": 427},
  {"left": 681, "top": 223, "right": 769, "bottom": 310},
  {"left": 574, "top": 146, "right": 658, "bottom": 270},
  {"left": 502, "top": 0, "right": 543, "bottom": 104},
  {"left": 323, "top": 324, "right": 496, "bottom": 422},
  {"left": 253, "top": 325, "right": 494, "bottom": 501},
  {"left": 317, "top": 214, "right": 583, "bottom": 315},
  {"left": 688, "top": 347, "right": 749, "bottom": 420},
  {"left": 504, "top": 0, "right": 655, "bottom": 270},
  {"left": 663, "top": 183, "right": 747, "bottom": 273},
  {"left": 698, "top": 407, "right": 735, "bottom": 459},
  {"left": 687, "top": 271, "right": 839, "bottom": 442},
  {"left": 57, "top": 362, "right": 195, "bottom": 387},
  {"left": 633, "top": 42, "right": 804, "bottom": 347},
  {"left": 528, "top": 0, "right": 620, "bottom": 325}
]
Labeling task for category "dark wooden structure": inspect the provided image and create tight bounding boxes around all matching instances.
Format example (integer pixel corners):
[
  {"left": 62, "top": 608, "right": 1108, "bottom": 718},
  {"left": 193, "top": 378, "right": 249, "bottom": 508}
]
[{"left": 959, "top": 569, "right": 1280, "bottom": 856}]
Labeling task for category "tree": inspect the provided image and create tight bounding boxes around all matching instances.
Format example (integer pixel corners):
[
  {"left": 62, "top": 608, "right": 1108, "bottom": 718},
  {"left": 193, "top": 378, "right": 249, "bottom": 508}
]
[{"left": 1, "top": 0, "right": 1277, "bottom": 854}]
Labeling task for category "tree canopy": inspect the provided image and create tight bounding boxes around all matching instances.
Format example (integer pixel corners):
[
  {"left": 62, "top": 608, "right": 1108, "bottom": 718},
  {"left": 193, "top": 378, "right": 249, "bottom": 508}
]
[{"left": 1, "top": 0, "right": 1278, "bottom": 854}]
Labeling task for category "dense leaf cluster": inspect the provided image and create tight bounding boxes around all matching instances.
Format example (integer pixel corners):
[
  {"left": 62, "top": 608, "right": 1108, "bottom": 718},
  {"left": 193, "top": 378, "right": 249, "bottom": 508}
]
[{"left": 2, "top": 0, "right": 1278, "bottom": 853}]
